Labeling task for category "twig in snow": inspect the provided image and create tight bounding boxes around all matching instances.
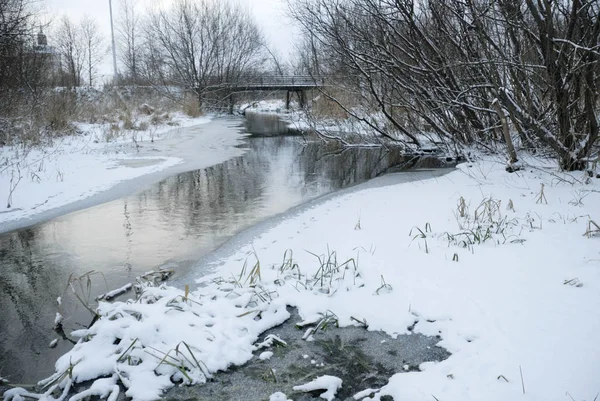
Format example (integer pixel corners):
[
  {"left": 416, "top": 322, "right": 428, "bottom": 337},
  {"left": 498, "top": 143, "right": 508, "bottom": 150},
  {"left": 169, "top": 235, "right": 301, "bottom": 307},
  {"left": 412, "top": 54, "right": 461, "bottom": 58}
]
[
  {"left": 528, "top": 165, "right": 582, "bottom": 185},
  {"left": 6, "top": 163, "right": 22, "bottom": 208},
  {"left": 535, "top": 183, "right": 548, "bottom": 204},
  {"left": 584, "top": 220, "right": 600, "bottom": 238}
]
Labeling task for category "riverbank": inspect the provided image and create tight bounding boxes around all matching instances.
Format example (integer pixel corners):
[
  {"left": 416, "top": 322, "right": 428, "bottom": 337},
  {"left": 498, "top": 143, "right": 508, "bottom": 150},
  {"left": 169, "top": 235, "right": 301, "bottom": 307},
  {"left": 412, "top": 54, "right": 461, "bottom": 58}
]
[
  {"left": 0, "top": 136, "right": 449, "bottom": 387},
  {"left": 5, "top": 154, "right": 599, "bottom": 401},
  {"left": 240, "top": 99, "right": 450, "bottom": 149},
  {"left": 0, "top": 116, "right": 248, "bottom": 233}
]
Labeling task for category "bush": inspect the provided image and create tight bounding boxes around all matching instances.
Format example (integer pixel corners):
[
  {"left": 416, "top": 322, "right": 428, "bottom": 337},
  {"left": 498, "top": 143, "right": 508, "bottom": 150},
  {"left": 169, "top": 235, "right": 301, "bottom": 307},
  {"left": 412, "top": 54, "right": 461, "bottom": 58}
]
[
  {"left": 43, "top": 91, "right": 77, "bottom": 132},
  {"left": 183, "top": 93, "right": 202, "bottom": 118}
]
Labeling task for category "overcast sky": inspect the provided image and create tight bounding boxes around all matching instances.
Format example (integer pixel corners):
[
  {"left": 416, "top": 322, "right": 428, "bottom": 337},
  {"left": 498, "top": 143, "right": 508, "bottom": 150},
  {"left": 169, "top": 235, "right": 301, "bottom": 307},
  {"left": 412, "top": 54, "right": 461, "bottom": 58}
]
[{"left": 43, "top": 0, "right": 299, "bottom": 78}]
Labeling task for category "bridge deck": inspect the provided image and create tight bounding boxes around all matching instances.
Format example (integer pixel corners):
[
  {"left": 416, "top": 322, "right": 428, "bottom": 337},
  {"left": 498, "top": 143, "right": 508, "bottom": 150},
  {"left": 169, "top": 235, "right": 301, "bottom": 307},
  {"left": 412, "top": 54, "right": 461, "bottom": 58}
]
[
  {"left": 231, "top": 84, "right": 321, "bottom": 91},
  {"left": 208, "top": 76, "right": 325, "bottom": 91}
]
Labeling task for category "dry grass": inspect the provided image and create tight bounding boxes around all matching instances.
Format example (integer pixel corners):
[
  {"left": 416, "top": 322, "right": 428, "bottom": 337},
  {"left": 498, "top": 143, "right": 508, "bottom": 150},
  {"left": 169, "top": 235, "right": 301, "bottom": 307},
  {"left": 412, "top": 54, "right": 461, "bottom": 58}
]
[
  {"left": 584, "top": 219, "right": 600, "bottom": 238},
  {"left": 409, "top": 196, "right": 524, "bottom": 255},
  {"left": 151, "top": 112, "right": 171, "bottom": 126},
  {"left": 42, "top": 91, "right": 78, "bottom": 133},
  {"left": 310, "top": 87, "right": 360, "bottom": 119},
  {"left": 0, "top": 86, "right": 188, "bottom": 148},
  {"left": 311, "top": 95, "right": 350, "bottom": 119},
  {"left": 182, "top": 93, "right": 203, "bottom": 118},
  {"left": 535, "top": 183, "right": 548, "bottom": 204},
  {"left": 0, "top": 91, "right": 79, "bottom": 147}
]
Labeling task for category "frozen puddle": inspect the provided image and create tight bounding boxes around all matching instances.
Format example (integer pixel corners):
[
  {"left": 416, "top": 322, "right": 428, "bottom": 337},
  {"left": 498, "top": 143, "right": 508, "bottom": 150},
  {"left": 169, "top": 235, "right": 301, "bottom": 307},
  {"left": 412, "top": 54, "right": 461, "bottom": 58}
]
[{"left": 163, "top": 308, "right": 450, "bottom": 401}]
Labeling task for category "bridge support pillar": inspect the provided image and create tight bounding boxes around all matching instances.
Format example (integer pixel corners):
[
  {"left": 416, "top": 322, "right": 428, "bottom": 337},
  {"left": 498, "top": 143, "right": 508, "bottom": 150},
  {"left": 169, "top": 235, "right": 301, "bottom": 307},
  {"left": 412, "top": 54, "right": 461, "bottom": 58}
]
[
  {"left": 286, "top": 91, "right": 291, "bottom": 109},
  {"left": 228, "top": 93, "right": 234, "bottom": 115},
  {"left": 298, "top": 90, "right": 306, "bottom": 109}
]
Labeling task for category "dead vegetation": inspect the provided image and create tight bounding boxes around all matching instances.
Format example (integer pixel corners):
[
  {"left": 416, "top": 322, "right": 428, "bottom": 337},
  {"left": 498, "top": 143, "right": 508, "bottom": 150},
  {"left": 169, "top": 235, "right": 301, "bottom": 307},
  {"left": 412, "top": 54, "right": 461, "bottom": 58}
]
[
  {"left": 0, "top": 86, "right": 194, "bottom": 148},
  {"left": 310, "top": 89, "right": 353, "bottom": 120},
  {"left": 182, "top": 92, "right": 203, "bottom": 118}
]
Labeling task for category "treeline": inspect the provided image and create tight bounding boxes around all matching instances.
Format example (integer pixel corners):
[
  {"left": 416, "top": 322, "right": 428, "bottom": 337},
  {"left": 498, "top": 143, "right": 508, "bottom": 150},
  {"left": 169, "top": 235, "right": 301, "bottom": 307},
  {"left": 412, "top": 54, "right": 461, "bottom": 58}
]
[
  {"left": 3, "top": 0, "right": 599, "bottom": 170},
  {"left": 0, "top": 0, "right": 271, "bottom": 145},
  {"left": 1, "top": 0, "right": 269, "bottom": 89},
  {"left": 116, "top": 0, "right": 267, "bottom": 103},
  {"left": 290, "top": 0, "right": 600, "bottom": 170},
  {"left": 1, "top": 1, "right": 109, "bottom": 91}
]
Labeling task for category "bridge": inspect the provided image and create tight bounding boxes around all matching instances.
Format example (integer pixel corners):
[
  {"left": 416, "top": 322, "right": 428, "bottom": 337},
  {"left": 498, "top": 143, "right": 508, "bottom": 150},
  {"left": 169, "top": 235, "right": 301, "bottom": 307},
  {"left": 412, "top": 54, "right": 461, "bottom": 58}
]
[
  {"left": 204, "top": 75, "right": 327, "bottom": 110},
  {"left": 228, "top": 75, "right": 326, "bottom": 91}
]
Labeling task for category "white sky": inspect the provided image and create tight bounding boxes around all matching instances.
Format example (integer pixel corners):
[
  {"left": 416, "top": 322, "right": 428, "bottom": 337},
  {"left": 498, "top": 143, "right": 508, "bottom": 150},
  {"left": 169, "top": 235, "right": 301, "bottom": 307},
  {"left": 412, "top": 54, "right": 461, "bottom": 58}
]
[{"left": 43, "top": 0, "right": 299, "bottom": 78}]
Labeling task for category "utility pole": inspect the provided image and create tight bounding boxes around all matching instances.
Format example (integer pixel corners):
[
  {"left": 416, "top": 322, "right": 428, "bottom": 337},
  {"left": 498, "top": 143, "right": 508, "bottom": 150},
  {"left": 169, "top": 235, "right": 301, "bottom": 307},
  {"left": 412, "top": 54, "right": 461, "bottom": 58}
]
[{"left": 109, "top": 0, "right": 118, "bottom": 83}]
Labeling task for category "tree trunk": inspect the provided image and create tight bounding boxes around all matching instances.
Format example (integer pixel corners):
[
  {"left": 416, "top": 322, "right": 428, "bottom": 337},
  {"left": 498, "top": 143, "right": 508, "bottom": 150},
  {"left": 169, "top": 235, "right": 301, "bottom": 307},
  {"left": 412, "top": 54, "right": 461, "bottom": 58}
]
[
  {"left": 560, "top": 155, "right": 587, "bottom": 172},
  {"left": 492, "top": 99, "right": 518, "bottom": 165}
]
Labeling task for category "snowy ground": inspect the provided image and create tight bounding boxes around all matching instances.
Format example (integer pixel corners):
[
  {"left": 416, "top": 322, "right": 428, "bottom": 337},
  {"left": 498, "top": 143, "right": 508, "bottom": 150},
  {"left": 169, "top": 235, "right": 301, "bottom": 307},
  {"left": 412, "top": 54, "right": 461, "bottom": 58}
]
[
  {"left": 0, "top": 115, "right": 248, "bottom": 233},
  {"left": 5, "top": 153, "right": 599, "bottom": 401}
]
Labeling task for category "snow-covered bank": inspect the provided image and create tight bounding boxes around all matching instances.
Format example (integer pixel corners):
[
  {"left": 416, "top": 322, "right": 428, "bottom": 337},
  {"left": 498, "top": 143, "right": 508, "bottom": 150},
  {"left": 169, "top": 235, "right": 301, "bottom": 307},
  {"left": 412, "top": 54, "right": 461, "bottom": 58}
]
[
  {"left": 4, "top": 156, "right": 600, "bottom": 401},
  {"left": 0, "top": 116, "right": 247, "bottom": 233},
  {"left": 241, "top": 99, "right": 450, "bottom": 150}
]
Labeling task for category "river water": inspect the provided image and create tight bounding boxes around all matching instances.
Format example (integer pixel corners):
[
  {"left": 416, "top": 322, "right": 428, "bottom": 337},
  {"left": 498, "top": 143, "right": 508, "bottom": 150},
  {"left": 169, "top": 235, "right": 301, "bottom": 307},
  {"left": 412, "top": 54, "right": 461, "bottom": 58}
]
[{"left": 0, "top": 114, "right": 453, "bottom": 385}]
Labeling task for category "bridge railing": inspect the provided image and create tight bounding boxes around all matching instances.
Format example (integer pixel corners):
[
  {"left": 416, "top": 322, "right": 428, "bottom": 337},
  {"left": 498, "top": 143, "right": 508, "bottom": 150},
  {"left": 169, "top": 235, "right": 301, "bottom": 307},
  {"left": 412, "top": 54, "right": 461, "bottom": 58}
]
[
  {"left": 242, "top": 75, "right": 325, "bottom": 87},
  {"left": 203, "top": 75, "right": 326, "bottom": 89}
]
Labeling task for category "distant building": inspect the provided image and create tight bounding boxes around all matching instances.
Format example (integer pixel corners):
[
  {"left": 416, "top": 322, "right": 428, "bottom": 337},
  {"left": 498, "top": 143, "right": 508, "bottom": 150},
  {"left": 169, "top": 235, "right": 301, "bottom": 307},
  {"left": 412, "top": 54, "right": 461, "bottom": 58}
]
[
  {"left": 32, "top": 28, "right": 61, "bottom": 85},
  {"left": 37, "top": 28, "right": 48, "bottom": 47}
]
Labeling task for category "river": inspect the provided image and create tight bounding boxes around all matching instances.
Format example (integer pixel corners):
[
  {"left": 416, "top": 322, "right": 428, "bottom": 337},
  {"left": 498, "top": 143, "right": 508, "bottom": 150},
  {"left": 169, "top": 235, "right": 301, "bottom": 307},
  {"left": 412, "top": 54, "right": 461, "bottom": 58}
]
[{"left": 0, "top": 113, "right": 453, "bottom": 385}]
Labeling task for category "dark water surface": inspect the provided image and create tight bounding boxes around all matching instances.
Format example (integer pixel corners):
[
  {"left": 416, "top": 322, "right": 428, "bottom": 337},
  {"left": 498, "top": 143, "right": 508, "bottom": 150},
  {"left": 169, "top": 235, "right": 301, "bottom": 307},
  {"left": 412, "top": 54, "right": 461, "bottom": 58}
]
[
  {"left": 0, "top": 116, "right": 452, "bottom": 385},
  {"left": 244, "top": 111, "right": 294, "bottom": 135}
]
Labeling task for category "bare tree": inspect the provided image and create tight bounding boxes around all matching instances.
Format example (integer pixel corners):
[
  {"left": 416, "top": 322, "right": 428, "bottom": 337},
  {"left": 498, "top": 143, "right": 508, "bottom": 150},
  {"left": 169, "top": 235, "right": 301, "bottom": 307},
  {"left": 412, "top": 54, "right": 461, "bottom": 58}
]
[
  {"left": 494, "top": 0, "right": 599, "bottom": 170},
  {"left": 289, "top": 0, "right": 600, "bottom": 170},
  {"left": 0, "top": 0, "right": 51, "bottom": 94},
  {"left": 55, "top": 16, "right": 85, "bottom": 87},
  {"left": 142, "top": 0, "right": 266, "bottom": 108},
  {"left": 265, "top": 45, "right": 286, "bottom": 76},
  {"left": 0, "top": 0, "right": 57, "bottom": 145},
  {"left": 80, "top": 15, "right": 105, "bottom": 87},
  {"left": 116, "top": 0, "right": 140, "bottom": 84},
  {"left": 0, "top": 0, "right": 34, "bottom": 89}
]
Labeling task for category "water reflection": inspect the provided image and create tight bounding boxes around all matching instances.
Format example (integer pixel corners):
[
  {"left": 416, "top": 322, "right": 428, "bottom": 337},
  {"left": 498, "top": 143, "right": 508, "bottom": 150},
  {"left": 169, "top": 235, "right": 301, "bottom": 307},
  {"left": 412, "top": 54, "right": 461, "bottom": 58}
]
[
  {"left": 0, "top": 229, "right": 80, "bottom": 382},
  {"left": 0, "top": 133, "right": 452, "bottom": 384},
  {"left": 244, "top": 112, "right": 292, "bottom": 135}
]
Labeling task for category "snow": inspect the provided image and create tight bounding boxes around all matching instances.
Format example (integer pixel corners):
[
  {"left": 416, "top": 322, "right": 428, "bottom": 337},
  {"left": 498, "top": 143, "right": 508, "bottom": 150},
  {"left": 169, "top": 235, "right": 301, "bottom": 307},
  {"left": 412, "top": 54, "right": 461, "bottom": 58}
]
[
  {"left": 0, "top": 114, "right": 240, "bottom": 231},
  {"left": 96, "top": 283, "right": 133, "bottom": 301},
  {"left": 5, "top": 156, "right": 600, "bottom": 401},
  {"left": 197, "top": 156, "right": 600, "bottom": 401},
  {"left": 269, "top": 392, "right": 291, "bottom": 401},
  {"left": 353, "top": 388, "right": 379, "bottom": 399},
  {"left": 240, "top": 99, "right": 290, "bottom": 114},
  {"left": 292, "top": 375, "right": 343, "bottom": 401},
  {"left": 259, "top": 351, "right": 274, "bottom": 360},
  {"left": 253, "top": 334, "right": 288, "bottom": 350},
  {"left": 68, "top": 375, "right": 119, "bottom": 401}
]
